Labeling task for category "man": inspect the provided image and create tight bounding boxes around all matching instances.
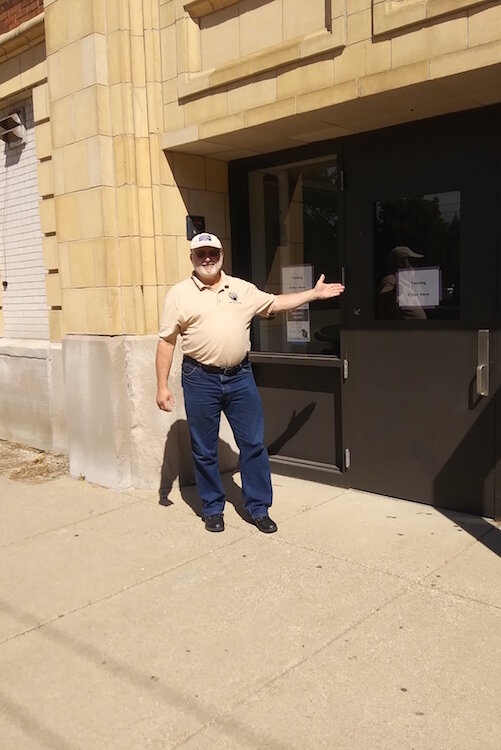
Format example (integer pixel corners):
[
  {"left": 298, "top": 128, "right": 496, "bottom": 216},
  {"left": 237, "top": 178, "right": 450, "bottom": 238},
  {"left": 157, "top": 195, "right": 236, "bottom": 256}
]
[{"left": 156, "top": 232, "right": 344, "bottom": 534}]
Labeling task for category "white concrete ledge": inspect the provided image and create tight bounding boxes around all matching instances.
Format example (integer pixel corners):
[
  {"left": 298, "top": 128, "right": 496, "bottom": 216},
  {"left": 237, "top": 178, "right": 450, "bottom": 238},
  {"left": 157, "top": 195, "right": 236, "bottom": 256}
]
[
  {"left": 63, "top": 334, "right": 239, "bottom": 491},
  {"left": 0, "top": 338, "right": 50, "bottom": 359}
]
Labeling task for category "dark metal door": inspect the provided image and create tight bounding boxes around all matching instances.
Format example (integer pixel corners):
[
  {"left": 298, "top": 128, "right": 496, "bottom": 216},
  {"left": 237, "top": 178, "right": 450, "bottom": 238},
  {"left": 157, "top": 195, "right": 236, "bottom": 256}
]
[{"left": 343, "top": 115, "right": 499, "bottom": 516}]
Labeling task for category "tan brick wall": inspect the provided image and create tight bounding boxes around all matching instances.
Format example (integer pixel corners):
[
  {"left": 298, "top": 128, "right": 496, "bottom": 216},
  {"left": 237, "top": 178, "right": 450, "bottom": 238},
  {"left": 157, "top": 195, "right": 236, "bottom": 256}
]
[
  {"left": 161, "top": 0, "right": 501, "bottom": 155},
  {"left": 45, "top": 0, "right": 155, "bottom": 336},
  {"left": 33, "top": 80, "right": 64, "bottom": 342},
  {"left": 372, "top": 0, "right": 489, "bottom": 35},
  {"left": 32, "top": 0, "right": 231, "bottom": 336}
]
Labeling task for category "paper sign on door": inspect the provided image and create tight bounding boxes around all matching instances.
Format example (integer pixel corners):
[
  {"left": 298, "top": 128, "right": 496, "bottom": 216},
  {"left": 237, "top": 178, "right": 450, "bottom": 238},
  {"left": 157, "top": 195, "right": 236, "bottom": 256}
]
[
  {"left": 397, "top": 267, "right": 441, "bottom": 308},
  {"left": 281, "top": 264, "right": 313, "bottom": 342}
]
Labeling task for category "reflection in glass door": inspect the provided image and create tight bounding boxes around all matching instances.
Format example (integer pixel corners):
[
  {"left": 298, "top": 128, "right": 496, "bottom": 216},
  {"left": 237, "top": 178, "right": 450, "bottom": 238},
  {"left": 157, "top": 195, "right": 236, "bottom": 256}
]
[
  {"left": 248, "top": 156, "right": 342, "bottom": 356},
  {"left": 374, "top": 192, "right": 461, "bottom": 321}
]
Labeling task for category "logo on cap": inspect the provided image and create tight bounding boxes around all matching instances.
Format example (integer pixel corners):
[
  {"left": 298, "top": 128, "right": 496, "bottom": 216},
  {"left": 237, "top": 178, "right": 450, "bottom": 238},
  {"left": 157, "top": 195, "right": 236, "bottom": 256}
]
[{"left": 190, "top": 232, "right": 223, "bottom": 250}]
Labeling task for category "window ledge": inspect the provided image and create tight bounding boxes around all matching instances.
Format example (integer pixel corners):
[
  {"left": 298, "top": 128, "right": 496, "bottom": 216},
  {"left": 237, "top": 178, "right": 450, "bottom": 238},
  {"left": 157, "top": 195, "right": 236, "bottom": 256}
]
[
  {"left": 184, "top": 0, "right": 240, "bottom": 20},
  {"left": 373, "top": 0, "right": 492, "bottom": 36},
  {"left": 178, "top": 29, "right": 346, "bottom": 99}
]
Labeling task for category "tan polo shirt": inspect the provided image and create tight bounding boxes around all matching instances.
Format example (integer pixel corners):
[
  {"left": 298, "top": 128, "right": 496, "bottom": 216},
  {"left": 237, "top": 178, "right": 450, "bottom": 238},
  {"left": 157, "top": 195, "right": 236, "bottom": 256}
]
[{"left": 158, "top": 271, "right": 276, "bottom": 367}]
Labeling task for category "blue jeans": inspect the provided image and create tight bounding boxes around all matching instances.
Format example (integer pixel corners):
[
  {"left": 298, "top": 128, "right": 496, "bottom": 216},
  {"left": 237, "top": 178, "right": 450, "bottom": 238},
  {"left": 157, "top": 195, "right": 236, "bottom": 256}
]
[{"left": 181, "top": 358, "right": 272, "bottom": 519}]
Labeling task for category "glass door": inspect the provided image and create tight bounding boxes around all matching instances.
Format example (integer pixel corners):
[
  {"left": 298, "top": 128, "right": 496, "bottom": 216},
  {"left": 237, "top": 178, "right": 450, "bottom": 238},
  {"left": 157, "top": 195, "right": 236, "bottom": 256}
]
[
  {"left": 248, "top": 156, "right": 342, "bottom": 356},
  {"left": 246, "top": 155, "right": 347, "bottom": 479}
]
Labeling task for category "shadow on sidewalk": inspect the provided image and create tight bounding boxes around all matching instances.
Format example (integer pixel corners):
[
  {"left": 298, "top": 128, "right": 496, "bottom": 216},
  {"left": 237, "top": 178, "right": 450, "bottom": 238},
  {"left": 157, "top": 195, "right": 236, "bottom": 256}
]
[
  {"left": 158, "top": 419, "right": 251, "bottom": 524},
  {"left": 438, "top": 509, "right": 501, "bottom": 558},
  {"left": 0, "top": 597, "right": 292, "bottom": 750}
]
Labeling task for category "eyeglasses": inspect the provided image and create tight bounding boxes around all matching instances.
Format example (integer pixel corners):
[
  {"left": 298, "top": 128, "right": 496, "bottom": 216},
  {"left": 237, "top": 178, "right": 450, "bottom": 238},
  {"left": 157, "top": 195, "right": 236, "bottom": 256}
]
[{"left": 193, "top": 248, "right": 221, "bottom": 260}]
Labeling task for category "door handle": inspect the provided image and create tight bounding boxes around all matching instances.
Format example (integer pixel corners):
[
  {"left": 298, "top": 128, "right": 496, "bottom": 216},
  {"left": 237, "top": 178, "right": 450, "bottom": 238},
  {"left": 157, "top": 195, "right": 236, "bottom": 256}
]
[{"left": 476, "top": 329, "right": 489, "bottom": 397}]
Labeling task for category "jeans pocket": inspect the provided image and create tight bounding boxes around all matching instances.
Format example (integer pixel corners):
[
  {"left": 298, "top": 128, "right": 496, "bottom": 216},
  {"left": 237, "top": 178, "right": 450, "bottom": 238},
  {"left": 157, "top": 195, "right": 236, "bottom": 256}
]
[{"left": 181, "top": 360, "right": 199, "bottom": 377}]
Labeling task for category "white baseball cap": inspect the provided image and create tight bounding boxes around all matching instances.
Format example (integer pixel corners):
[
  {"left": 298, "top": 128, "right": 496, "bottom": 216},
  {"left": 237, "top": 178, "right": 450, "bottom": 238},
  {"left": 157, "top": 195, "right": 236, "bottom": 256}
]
[
  {"left": 190, "top": 232, "right": 223, "bottom": 251},
  {"left": 390, "top": 245, "right": 424, "bottom": 260}
]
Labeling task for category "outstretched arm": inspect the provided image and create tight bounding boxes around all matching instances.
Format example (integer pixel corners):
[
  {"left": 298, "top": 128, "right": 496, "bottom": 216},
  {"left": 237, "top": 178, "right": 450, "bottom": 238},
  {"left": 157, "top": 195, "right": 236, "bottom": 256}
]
[{"left": 269, "top": 274, "right": 344, "bottom": 314}]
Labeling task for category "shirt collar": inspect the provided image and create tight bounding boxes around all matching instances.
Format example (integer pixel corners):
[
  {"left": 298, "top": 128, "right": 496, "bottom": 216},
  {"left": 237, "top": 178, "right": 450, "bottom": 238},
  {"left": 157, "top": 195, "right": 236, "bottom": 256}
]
[{"left": 191, "top": 270, "right": 229, "bottom": 291}]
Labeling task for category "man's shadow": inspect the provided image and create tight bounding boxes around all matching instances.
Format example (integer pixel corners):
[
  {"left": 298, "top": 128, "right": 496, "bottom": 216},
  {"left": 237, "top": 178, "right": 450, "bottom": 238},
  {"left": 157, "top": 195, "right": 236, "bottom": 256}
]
[
  {"left": 159, "top": 406, "right": 317, "bottom": 522},
  {"left": 158, "top": 420, "right": 251, "bottom": 522}
]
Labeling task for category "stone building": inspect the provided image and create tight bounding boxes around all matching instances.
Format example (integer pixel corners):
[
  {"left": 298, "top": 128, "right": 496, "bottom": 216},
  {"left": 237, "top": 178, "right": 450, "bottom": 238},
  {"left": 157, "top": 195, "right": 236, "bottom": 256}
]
[{"left": 1, "top": 0, "right": 500, "bottom": 517}]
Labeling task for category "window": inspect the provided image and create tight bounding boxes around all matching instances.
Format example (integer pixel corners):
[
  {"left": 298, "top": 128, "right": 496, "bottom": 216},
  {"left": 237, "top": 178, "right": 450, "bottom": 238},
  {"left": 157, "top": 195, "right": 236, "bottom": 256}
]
[
  {"left": 374, "top": 191, "right": 460, "bottom": 321},
  {"left": 249, "top": 156, "right": 341, "bottom": 355}
]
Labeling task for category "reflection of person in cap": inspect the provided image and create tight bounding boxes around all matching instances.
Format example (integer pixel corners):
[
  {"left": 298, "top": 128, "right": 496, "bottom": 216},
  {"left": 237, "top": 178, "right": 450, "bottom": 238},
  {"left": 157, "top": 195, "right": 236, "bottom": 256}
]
[{"left": 378, "top": 245, "right": 427, "bottom": 319}]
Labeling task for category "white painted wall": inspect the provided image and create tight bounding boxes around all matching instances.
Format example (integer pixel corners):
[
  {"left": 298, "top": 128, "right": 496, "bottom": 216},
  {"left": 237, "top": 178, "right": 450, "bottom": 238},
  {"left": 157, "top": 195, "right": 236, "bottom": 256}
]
[
  {"left": 0, "top": 96, "right": 48, "bottom": 339},
  {"left": 0, "top": 340, "right": 66, "bottom": 452},
  {"left": 0, "top": 96, "right": 66, "bottom": 453}
]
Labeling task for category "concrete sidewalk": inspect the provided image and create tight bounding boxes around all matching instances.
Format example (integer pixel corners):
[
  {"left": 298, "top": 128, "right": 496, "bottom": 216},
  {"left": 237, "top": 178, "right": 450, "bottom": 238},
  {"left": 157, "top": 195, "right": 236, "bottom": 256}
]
[{"left": 1, "top": 471, "right": 500, "bottom": 750}]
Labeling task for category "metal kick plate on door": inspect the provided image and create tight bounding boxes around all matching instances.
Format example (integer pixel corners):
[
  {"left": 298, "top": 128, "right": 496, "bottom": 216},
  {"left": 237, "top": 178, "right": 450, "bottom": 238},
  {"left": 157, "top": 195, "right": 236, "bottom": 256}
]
[{"left": 476, "top": 329, "right": 489, "bottom": 397}]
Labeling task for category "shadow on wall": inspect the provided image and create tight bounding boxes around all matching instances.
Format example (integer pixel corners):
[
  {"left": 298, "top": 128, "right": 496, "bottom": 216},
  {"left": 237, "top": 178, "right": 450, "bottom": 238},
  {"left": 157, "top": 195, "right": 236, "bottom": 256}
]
[
  {"left": 4, "top": 139, "right": 25, "bottom": 167},
  {"left": 266, "top": 402, "right": 316, "bottom": 456},
  {"left": 164, "top": 152, "right": 227, "bottom": 249},
  {"left": 434, "top": 383, "right": 500, "bottom": 521},
  {"left": 158, "top": 419, "right": 250, "bottom": 522},
  {"left": 434, "top": 383, "right": 501, "bottom": 554}
]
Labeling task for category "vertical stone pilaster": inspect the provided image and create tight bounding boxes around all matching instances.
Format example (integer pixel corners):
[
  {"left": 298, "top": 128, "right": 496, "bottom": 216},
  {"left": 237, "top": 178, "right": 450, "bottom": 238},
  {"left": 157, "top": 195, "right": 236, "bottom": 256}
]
[
  {"left": 45, "top": 0, "right": 164, "bottom": 335},
  {"left": 33, "top": 80, "right": 63, "bottom": 342}
]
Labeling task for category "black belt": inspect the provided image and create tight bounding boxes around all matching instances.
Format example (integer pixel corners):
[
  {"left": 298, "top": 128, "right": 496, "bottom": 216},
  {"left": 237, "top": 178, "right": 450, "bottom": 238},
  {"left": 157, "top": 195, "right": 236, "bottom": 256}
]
[{"left": 183, "top": 355, "right": 249, "bottom": 376}]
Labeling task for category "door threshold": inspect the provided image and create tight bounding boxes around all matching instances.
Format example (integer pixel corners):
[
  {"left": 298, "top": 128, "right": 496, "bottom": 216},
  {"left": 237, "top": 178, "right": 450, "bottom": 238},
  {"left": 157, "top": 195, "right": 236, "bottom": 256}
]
[{"left": 269, "top": 456, "right": 349, "bottom": 487}]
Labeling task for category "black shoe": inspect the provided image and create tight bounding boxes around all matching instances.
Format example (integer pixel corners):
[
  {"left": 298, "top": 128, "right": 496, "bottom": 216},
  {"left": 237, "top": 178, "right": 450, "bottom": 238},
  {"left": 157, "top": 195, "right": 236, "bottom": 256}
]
[
  {"left": 253, "top": 516, "right": 277, "bottom": 534},
  {"left": 204, "top": 514, "right": 224, "bottom": 532}
]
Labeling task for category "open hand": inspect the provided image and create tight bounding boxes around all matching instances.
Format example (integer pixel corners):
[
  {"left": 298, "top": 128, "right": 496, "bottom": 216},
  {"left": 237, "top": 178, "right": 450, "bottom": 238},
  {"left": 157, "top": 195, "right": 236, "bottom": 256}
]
[{"left": 314, "top": 273, "right": 345, "bottom": 300}]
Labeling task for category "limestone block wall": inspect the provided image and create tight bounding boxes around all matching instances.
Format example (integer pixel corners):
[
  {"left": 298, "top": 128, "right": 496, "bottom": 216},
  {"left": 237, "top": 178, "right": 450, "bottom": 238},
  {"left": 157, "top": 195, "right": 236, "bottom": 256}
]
[
  {"left": 42, "top": 0, "right": 231, "bottom": 339},
  {"left": 372, "top": 0, "right": 493, "bottom": 35},
  {"left": 31, "top": 0, "right": 234, "bottom": 485},
  {"left": 161, "top": 0, "right": 501, "bottom": 154},
  {"left": 33, "top": 80, "right": 62, "bottom": 341}
]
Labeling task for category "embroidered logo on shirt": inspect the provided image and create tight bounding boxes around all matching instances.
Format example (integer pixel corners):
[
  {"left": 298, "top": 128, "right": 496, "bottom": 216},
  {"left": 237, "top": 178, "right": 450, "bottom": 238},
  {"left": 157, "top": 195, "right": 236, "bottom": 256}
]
[{"left": 228, "top": 291, "right": 239, "bottom": 303}]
